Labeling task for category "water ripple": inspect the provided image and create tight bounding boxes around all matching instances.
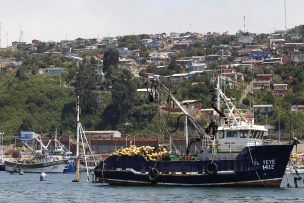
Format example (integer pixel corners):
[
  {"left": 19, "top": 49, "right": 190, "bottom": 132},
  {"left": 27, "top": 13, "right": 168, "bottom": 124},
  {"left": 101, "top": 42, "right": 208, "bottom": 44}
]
[{"left": 0, "top": 172, "right": 303, "bottom": 202}]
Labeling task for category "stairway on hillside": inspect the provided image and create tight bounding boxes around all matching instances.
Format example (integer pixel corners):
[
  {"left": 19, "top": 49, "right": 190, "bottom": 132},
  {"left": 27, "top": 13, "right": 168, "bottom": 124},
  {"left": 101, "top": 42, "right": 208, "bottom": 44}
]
[{"left": 239, "top": 80, "right": 254, "bottom": 104}]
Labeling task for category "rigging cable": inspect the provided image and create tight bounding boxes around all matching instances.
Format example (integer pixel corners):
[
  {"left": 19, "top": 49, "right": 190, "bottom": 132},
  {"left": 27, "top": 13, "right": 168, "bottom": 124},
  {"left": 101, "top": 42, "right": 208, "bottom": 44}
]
[{"left": 248, "top": 146, "right": 267, "bottom": 187}]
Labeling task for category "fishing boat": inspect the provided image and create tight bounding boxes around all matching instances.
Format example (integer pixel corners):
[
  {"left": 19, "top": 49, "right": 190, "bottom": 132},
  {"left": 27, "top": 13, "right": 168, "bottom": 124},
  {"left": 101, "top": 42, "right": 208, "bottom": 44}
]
[
  {"left": 4, "top": 135, "right": 67, "bottom": 173},
  {"left": 94, "top": 76, "right": 295, "bottom": 187},
  {"left": 4, "top": 157, "right": 67, "bottom": 173},
  {"left": 51, "top": 136, "right": 76, "bottom": 173}
]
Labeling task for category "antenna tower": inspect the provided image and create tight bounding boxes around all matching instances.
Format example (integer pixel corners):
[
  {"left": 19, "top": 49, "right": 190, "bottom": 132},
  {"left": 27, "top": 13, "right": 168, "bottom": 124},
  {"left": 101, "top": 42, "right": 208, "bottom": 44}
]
[
  {"left": 284, "top": 0, "right": 287, "bottom": 31},
  {"left": 243, "top": 16, "right": 246, "bottom": 33},
  {"left": 6, "top": 32, "right": 8, "bottom": 48},
  {"left": 19, "top": 26, "right": 23, "bottom": 42}
]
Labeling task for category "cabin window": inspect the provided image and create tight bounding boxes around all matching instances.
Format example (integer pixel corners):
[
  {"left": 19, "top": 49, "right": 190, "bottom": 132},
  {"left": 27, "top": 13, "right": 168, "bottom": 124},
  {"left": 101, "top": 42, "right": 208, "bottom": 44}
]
[
  {"left": 254, "top": 131, "right": 258, "bottom": 139},
  {"left": 218, "top": 131, "right": 224, "bottom": 138},
  {"left": 226, "top": 131, "right": 237, "bottom": 138},
  {"left": 249, "top": 131, "right": 264, "bottom": 139},
  {"left": 254, "top": 131, "right": 263, "bottom": 139},
  {"left": 249, "top": 131, "right": 254, "bottom": 138},
  {"left": 240, "top": 131, "right": 248, "bottom": 138},
  {"left": 257, "top": 131, "right": 264, "bottom": 139}
]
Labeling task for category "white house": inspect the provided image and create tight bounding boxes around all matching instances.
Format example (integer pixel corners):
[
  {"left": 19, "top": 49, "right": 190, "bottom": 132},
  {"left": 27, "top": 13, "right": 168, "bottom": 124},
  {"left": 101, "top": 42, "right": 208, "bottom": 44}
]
[{"left": 190, "top": 62, "right": 207, "bottom": 72}]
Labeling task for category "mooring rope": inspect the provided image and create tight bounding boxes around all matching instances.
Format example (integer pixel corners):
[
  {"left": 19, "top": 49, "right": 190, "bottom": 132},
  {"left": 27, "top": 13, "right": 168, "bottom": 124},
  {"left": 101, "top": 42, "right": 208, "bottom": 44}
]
[{"left": 248, "top": 146, "right": 267, "bottom": 187}]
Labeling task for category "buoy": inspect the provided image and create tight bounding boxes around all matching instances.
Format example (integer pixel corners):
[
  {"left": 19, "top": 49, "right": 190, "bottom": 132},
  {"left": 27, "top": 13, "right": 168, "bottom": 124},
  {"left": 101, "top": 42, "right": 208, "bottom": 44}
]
[{"left": 40, "top": 172, "right": 47, "bottom": 181}]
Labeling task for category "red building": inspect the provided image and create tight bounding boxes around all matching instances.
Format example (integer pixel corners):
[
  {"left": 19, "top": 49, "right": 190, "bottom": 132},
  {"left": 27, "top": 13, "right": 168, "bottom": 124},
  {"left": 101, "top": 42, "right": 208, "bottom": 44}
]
[
  {"left": 32, "top": 39, "right": 39, "bottom": 46},
  {"left": 273, "top": 84, "right": 288, "bottom": 95},
  {"left": 256, "top": 74, "right": 272, "bottom": 81}
]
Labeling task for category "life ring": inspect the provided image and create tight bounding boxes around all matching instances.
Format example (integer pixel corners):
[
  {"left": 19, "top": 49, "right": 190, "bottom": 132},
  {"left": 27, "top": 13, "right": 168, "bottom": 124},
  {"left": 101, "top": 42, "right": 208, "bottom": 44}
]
[
  {"left": 206, "top": 162, "right": 218, "bottom": 175},
  {"left": 148, "top": 168, "right": 160, "bottom": 182}
]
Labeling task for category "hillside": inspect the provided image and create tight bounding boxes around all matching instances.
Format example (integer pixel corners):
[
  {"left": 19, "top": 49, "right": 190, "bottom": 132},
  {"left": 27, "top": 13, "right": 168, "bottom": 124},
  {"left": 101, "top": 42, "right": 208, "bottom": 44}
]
[{"left": 0, "top": 71, "right": 75, "bottom": 141}]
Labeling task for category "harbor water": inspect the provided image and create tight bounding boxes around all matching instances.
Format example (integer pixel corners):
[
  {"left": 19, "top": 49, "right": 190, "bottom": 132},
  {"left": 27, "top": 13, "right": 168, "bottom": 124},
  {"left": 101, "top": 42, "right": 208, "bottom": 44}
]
[{"left": 0, "top": 171, "right": 304, "bottom": 203}]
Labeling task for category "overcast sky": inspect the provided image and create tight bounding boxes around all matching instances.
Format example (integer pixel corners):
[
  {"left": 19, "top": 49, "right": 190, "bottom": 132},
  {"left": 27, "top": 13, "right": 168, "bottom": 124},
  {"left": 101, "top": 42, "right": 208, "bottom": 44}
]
[{"left": 0, "top": 0, "right": 303, "bottom": 46}]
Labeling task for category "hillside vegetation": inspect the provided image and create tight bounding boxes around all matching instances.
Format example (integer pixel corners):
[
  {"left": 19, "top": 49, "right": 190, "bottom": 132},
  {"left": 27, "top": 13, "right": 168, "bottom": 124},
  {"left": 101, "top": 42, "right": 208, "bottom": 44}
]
[{"left": 0, "top": 71, "right": 74, "bottom": 141}]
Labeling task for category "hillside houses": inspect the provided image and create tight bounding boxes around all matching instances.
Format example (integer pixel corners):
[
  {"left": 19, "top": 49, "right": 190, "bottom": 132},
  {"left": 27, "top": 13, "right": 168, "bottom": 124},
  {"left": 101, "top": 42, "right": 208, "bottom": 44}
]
[
  {"left": 253, "top": 74, "right": 272, "bottom": 91},
  {"left": 3, "top": 28, "right": 304, "bottom": 102}
]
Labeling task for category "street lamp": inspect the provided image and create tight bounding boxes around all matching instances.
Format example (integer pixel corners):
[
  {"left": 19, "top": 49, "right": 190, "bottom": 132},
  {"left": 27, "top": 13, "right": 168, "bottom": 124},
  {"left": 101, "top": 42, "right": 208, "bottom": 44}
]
[{"left": 124, "top": 122, "right": 133, "bottom": 146}]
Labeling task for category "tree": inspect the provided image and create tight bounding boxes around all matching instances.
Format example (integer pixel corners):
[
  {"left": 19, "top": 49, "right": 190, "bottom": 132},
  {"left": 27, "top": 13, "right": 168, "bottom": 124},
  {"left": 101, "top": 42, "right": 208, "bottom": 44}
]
[
  {"left": 75, "top": 63, "right": 99, "bottom": 115},
  {"left": 20, "top": 115, "right": 33, "bottom": 131},
  {"left": 61, "top": 101, "right": 76, "bottom": 134},
  {"left": 66, "top": 68, "right": 76, "bottom": 84},
  {"left": 168, "top": 59, "right": 177, "bottom": 70},
  {"left": 16, "top": 67, "right": 28, "bottom": 80},
  {"left": 36, "top": 42, "right": 48, "bottom": 53},
  {"left": 118, "top": 35, "right": 141, "bottom": 50},
  {"left": 103, "top": 49, "right": 119, "bottom": 77},
  {"left": 31, "top": 66, "right": 39, "bottom": 75},
  {"left": 100, "top": 69, "right": 137, "bottom": 128}
]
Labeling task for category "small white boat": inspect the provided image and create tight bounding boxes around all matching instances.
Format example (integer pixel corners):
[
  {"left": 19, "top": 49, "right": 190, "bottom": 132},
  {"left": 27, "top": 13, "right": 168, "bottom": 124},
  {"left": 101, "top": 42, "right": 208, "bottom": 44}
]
[
  {"left": 285, "top": 164, "right": 304, "bottom": 174},
  {"left": 4, "top": 157, "right": 67, "bottom": 173}
]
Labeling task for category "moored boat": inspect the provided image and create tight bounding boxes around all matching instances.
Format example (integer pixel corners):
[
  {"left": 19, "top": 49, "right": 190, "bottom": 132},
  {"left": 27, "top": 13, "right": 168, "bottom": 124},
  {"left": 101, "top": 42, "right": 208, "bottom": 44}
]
[
  {"left": 51, "top": 137, "right": 76, "bottom": 173},
  {"left": 4, "top": 158, "right": 67, "bottom": 173},
  {"left": 4, "top": 134, "right": 67, "bottom": 174},
  {"left": 94, "top": 76, "right": 295, "bottom": 187}
]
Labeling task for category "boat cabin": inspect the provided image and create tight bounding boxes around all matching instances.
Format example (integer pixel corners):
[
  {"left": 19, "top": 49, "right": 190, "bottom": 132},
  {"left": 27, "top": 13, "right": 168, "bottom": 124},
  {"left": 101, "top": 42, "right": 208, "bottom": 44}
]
[{"left": 217, "top": 124, "right": 268, "bottom": 152}]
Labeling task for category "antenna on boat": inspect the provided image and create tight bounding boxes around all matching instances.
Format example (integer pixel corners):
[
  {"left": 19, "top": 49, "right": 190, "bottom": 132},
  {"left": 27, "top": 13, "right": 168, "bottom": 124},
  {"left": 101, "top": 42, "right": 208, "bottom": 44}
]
[{"left": 250, "top": 63, "right": 254, "bottom": 124}]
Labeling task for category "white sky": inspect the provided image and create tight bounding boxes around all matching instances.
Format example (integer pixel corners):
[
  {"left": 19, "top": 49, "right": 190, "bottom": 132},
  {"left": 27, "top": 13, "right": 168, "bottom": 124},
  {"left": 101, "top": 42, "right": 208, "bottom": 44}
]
[{"left": 0, "top": 0, "right": 303, "bottom": 46}]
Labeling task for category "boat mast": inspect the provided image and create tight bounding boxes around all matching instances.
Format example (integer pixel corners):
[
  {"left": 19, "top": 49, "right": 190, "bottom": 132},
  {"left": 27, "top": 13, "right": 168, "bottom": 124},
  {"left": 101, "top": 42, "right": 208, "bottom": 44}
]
[
  {"left": 0, "top": 133, "right": 3, "bottom": 164},
  {"left": 157, "top": 79, "right": 209, "bottom": 139},
  {"left": 54, "top": 128, "right": 58, "bottom": 150},
  {"left": 216, "top": 75, "right": 221, "bottom": 112},
  {"left": 73, "top": 96, "right": 80, "bottom": 182},
  {"left": 184, "top": 116, "right": 188, "bottom": 147}
]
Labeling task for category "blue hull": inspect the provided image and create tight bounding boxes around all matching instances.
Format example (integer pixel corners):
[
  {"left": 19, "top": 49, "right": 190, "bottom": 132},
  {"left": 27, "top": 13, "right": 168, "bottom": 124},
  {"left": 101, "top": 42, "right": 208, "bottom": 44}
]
[
  {"left": 94, "top": 144, "right": 294, "bottom": 187},
  {"left": 63, "top": 157, "right": 76, "bottom": 173}
]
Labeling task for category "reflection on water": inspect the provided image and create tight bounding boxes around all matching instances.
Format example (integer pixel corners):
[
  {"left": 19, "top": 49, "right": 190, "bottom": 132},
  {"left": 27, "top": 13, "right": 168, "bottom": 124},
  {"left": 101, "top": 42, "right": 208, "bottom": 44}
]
[{"left": 0, "top": 172, "right": 304, "bottom": 203}]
